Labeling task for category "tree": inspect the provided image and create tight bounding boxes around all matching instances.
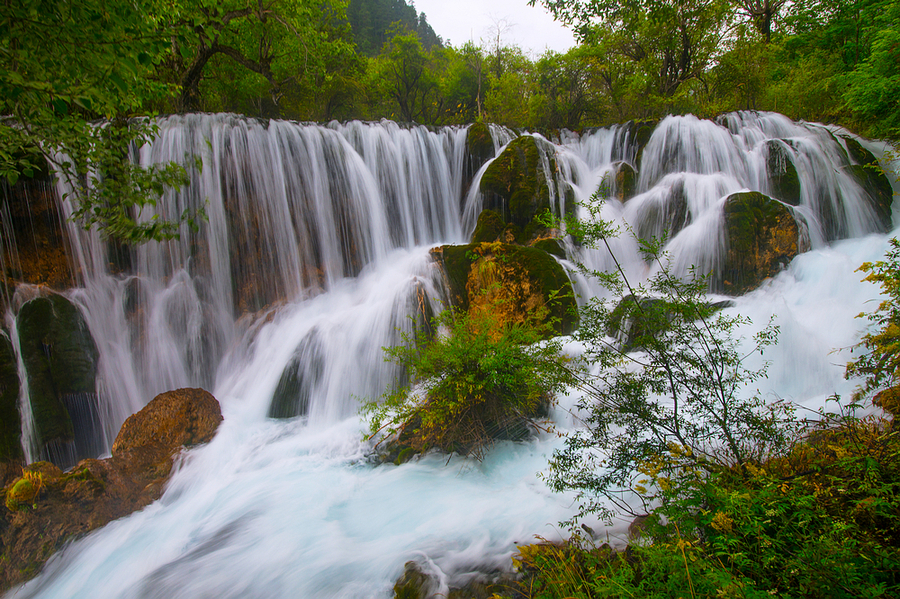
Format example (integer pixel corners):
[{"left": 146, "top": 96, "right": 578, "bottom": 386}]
[
  {"left": 0, "top": 0, "right": 200, "bottom": 242},
  {"left": 545, "top": 203, "right": 790, "bottom": 524},
  {"left": 530, "top": 0, "right": 731, "bottom": 101},
  {"left": 165, "top": 0, "right": 356, "bottom": 116}
]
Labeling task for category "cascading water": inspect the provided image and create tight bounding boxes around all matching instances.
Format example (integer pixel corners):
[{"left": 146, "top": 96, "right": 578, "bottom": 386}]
[{"left": 3, "top": 112, "right": 898, "bottom": 598}]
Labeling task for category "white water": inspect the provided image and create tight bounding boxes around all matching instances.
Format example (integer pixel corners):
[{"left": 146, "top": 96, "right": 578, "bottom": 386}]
[{"left": 5, "top": 113, "right": 898, "bottom": 597}]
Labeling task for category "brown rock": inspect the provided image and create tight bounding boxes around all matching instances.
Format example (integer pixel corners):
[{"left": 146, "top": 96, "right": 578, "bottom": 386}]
[{"left": 0, "top": 388, "right": 222, "bottom": 591}]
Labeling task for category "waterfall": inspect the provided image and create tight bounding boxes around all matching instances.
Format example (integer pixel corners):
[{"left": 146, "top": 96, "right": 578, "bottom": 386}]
[{"left": 3, "top": 112, "right": 898, "bottom": 598}]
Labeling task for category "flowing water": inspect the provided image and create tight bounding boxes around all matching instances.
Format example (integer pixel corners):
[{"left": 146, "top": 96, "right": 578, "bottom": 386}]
[{"left": 4, "top": 112, "right": 899, "bottom": 597}]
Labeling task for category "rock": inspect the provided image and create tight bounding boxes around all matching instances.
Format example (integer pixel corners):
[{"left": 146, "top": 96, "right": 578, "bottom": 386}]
[
  {"left": 633, "top": 177, "right": 690, "bottom": 242},
  {"left": 393, "top": 561, "right": 435, "bottom": 599},
  {"left": 606, "top": 161, "right": 638, "bottom": 203},
  {"left": 838, "top": 135, "right": 894, "bottom": 232},
  {"left": 0, "top": 388, "right": 223, "bottom": 591},
  {"left": 470, "top": 209, "right": 507, "bottom": 244},
  {"left": 479, "top": 135, "right": 571, "bottom": 243},
  {"left": 112, "top": 388, "right": 223, "bottom": 464},
  {"left": 765, "top": 140, "right": 801, "bottom": 206},
  {"left": 267, "top": 331, "right": 324, "bottom": 419},
  {"left": 627, "top": 119, "right": 659, "bottom": 170},
  {"left": 719, "top": 191, "right": 808, "bottom": 295},
  {"left": 0, "top": 331, "right": 23, "bottom": 464},
  {"left": 432, "top": 242, "right": 577, "bottom": 336},
  {"left": 15, "top": 294, "right": 101, "bottom": 469},
  {"left": 0, "top": 169, "right": 75, "bottom": 313},
  {"left": 464, "top": 122, "right": 495, "bottom": 199}
]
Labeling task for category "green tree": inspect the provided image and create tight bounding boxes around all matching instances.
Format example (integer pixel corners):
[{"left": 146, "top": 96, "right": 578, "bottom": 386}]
[{"left": 0, "top": 0, "right": 199, "bottom": 242}]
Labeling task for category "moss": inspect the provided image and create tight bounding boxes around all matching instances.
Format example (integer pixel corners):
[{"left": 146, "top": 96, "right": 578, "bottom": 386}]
[
  {"left": 838, "top": 135, "right": 894, "bottom": 231},
  {"left": 0, "top": 331, "right": 23, "bottom": 462},
  {"left": 530, "top": 237, "right": 567, "bottom": 260},
  {"left": 470, "top": 209, "right": 506, "bottom": 244},
  {"left": 720, "top": 191, "right": 806, "bottom": 295},
  {"left": 765, "top": 140, "right": 801, "bottom": 206},
  {"left": 5, "top": 478, "right": 36, "bottom": 511}
]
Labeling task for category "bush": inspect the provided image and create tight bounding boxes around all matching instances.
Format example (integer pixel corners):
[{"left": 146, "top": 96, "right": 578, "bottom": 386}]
[{"left": 364, "top": 301, "right": 576, "bottom": 460}]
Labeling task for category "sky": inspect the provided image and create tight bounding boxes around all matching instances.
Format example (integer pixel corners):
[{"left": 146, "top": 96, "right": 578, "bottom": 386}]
[{"left": 412, "top": 0, "right": 577, "bottom": 55}]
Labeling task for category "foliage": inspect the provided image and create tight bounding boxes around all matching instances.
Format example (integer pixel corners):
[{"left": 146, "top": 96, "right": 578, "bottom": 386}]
[
  {"left": 363, "top": 302, "right": 576, "bottom": 460},
  {"left": 545, "top": 204, "right": 788, "bottom": 524},
  {"left": 0, "top": 0, "right": 201, "bottom": 242},
  {"left": 847, "top": 237, "right": 900, "bottom": 401},
  {"left": 347, "top": 0, "right": 442, "bottom": 57}
]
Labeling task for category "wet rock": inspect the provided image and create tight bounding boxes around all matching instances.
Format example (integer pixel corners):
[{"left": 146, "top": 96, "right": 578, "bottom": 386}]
[
  {"left": 464, "top": 122, "right": 495, "bottom": 198},
  {"left": 0, "top": 331, "right": 22, "bottom": 465},
  {"left": 16, "top": 294, "right": 101, "bottom": 469},
  {"left": 720, "top": 191, "right": 808, "bottom": 295},
  {"left": 606, "top": 161, "right": 638, "bottom": 203},
  {"left": 633, "top": 177, "right": 690, "bottom": 242},
  {"left": 627, "top": 119, "right": 659, "bottom": 170},
  {"left": 0, "top": 388, "right": 223, "bottom": 591},
  {"left": 0, "top": 170, "right": 75, "bottom": 313},
  {"left": 267, "top": 331, "right": 324, "bottom": 419},
  {"left": 479, "top": 135, "right": 570, "bottom": 243},
  {"left": 470, "top": 209, "right": 507, "bottom": 244},
  {"left": 432, "top": 242, "right": 576, "bottom": 336},
  {"left": 765, "top": 140, "right": 801, "bottom": 206},
  {"left": 839, "top": 135, "right": 894, "bottom": 232}
]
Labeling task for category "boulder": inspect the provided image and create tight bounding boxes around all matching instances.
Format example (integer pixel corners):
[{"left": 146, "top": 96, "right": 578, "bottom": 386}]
[
  {"left": 719, "top": 191, "right": 808, "bottom": 295},
  {"left": 627, "top": 119, "right": 659, "bottom": 171},
  {"left": 479, "top": 135, "right": 571, "bottom": 243},
  {"left": 15, "top": 294, "right": 101, "bottom": 469},
  {"left": 464, "top": 122, "right": 495, "bottom": 198},
  {"left": 470, "top": 209, "right": 507, "bottom": 244},
  {"left": 432, "top": 242, "right": 577, "bottom": 336},
  {"left": 607, "top": 161, "right": 638, "bottom": 203},
  {"left": 0, "top": 388, "right": 222, "bottom": 591},
  {"left": 765, "top": 140, "right": 801, "bottom": 206},
  {"left": 267, "top": 331, "right": 324, "bottom": 419},
  {"left": 839, "top": 135, "right": 894, "bottom": 232},
  {"left": 633, "top": 178, "right": 690, "bottom": 243}
]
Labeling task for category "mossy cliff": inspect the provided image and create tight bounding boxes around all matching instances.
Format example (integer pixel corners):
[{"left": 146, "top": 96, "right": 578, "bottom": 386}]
[{"left": 431, "top": 241, "right": 576, "bottom": 336}]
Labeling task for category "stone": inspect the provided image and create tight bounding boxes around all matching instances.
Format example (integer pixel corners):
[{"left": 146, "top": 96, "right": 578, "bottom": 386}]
[
  {"left": 15, "top": 293, "right": 101, "bottom": 469},
  {"left": 765, "top": 140, "right": 801, "bottom": 206},
  {"left": 0, "top": 331, "right": 22, "bottom": 464},
  {"left": 719, "top": 191, "right": 808, "bottom": 295},
  {"left": 0, "top": 388, "right": 223, "bottom": 591}
]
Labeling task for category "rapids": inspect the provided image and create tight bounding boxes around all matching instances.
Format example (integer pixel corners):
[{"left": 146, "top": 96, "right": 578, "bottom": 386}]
[{"left": 3, "top": 112, "right": 898, "bottom": 598}]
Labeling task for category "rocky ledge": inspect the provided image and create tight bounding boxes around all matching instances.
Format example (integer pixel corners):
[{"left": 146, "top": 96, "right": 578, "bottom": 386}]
[{"left": 0, "top": 388, "right": 223, "bottom": 590}]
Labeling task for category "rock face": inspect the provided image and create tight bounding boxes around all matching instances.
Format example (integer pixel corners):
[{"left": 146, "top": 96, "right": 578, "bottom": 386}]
[
  {"left": 839, "top": 135, "right": 894, "bottom": 233},
  {"left": 719, "top": 191, "right": 808, "bottom": 295},
  {"left": 0, "top": 171, "right": 75, "bottom": 313},
  {"left": 464, "top": 122, "right": 495, "bottom": 199},
  {"left": 15, "top": 293, "right": 101, "bottom": 469},
  {"left": 432, "top": 242, "right": 577, "bottom": 336},
  {"left": 0, "top": 388, "right": 222, "bottom": 591}
]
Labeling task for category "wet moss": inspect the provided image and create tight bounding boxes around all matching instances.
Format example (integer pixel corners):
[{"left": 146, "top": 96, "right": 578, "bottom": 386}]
[
  {"left": 479, "top": 136, "right": 556, "bottom": 232},
  {"left": 470, "top": 209, "right": 506, "bottom": 244}
]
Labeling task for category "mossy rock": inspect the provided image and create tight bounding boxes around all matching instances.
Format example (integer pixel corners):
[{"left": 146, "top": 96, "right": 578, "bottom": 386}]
[
  {"left": 479, "top": 136, "right": 567, "bottom": 234},
  {"left": 16, "top": 294, "right": 101, "bottom": 468},
  {"left": 530, "top": 237, "right": 567, "bottom": 260},
  {"left": 720, "top": 192, "right": 808, "bottom": 295},
  {"left": 606, "top": 161, "right": 637, "bottom": 203},
  {"left": 470, "top": 209, "right": 507, "bottom": 244},
  {"left": 393, "top": 561, "right": 434, "bottom": 599},
  {"left": 608, "top": 295, "right": 735, "bottom": 353},
  {"left": 765, "top": 140, "right": 801, "bottom": 206},
  {"left": 0, "top": 331, "right": 23, "bottom": 463},
  {"left": 634, "top": 178, "right": 690, "bottom": 243},
  {"left": 431, "top": 242, "right": 576, "bottom": 336},
  {"left": 629, "top": 119, "right": 659, "bottom": 170},
  {"left": 5, "top": 477, "right": 38, "bottom": 512},
  {"left": 463, "top": 122, "right": 496, "bottom": 199},
  {"left": 268, "top": 330, "right": 324, "bottom": 419}
]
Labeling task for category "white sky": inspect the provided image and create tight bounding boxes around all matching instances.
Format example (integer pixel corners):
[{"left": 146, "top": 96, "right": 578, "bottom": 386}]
[{"left": 412, "top": 0, "right": 577, "bottom": 56}]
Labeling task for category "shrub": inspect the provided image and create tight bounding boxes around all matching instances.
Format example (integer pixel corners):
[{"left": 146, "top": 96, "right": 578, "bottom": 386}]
[{"left": 364, "top": 300, "right": 576, "bottom": 460}]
